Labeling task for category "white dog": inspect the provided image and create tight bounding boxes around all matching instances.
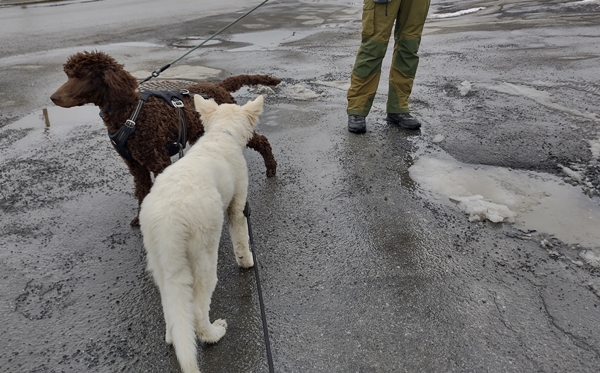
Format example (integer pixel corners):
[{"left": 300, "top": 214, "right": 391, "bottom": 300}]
[{"left": 139, "top": 94, "right": 264, "bottom": 373}]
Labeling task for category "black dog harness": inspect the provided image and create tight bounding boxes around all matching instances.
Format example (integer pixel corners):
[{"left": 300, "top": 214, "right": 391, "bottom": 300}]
[{"left": 108, "top": 89, "right": 205, "bottom": 161}]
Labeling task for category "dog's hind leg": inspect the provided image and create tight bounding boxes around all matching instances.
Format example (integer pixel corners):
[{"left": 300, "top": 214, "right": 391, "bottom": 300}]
[
  {"left": 227, "top": 196, "right": 253, "bottom": 268},
  {"left": 189, "top": 224, "right": 228, "bottom": 344},
  {"left": 247, "top": 132, "right": 277, "bottom": 177},
  {"left": 145, "top": 247, "right": 173, "bottom": 344},
  {"left": 159, "top": 240, "right": 201, "bottom": 373}
]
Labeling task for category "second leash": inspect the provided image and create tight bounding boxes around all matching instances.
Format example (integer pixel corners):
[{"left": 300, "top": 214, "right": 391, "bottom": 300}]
[{"left": 244, "top": 201, "right": 275, "bottom": 373}]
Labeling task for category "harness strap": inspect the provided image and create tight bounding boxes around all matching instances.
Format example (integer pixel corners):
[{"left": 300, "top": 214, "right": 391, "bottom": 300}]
[
  {"left": 107, "top": 90, "right": 202, "bottom": 161},
  {"left": 108, "top": 97, "right": 146, "bottom": 161}
]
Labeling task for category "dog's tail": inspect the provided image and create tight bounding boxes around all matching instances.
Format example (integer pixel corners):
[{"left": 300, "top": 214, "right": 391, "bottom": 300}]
[
  {"left": 217, "top": 74, "right": 281, "bottom": 93},
  {"left": 158, "top": 239, "right": 201, "bottom": 373}
]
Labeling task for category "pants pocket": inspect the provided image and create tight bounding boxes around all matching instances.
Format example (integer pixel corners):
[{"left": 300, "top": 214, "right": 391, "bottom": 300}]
[{"left": 362, "top": 0, "right": 375, "bottom": 36}]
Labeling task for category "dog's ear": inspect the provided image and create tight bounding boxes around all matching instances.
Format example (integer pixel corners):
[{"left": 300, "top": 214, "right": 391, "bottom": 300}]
[
  {"left": 194, "top": 94, "right": 218, "bottom": 121},
  {"left": 243, "top": 95, "right": 264, "bottom": 126},
  {"left": 102, "top": 68, "right": 138, "bottom": 104}
]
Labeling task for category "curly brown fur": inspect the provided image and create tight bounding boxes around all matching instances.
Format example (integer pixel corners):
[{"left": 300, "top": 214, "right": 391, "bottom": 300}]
[{"left": 51, "top": 51, "right": 279, "bottom": 226}]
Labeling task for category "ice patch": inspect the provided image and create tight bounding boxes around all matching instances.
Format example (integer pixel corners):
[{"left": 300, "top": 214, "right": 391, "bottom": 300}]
[
  {"left": 480, "top": 82, "right": 600, "bottom": 122},
  {"left": 432, "top": 134, "right": 445, "bottom": 143},
  {"left": 428, "top": 7, "right": 486, "bottom": 19},
  {"left": 409, "top": 151, "right": 600, "bottom": 247}
]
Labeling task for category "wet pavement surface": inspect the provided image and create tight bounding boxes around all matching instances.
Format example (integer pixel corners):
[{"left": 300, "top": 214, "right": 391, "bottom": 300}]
[{"left": 1, "top": 0, "right": 600, "bottom": 372}]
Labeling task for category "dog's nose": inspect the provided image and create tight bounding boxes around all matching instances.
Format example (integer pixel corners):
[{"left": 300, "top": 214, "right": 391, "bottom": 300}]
[{"left": 50, "top": 94, "right": 60, "bottom": 105}]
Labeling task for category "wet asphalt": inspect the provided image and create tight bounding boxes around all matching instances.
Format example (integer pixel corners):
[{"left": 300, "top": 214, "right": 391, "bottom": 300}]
[{"left": 1, "top": 0, "right": 600, "bottom": 372}]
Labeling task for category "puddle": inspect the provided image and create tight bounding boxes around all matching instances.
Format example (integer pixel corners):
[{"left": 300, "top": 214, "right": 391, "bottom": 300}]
[
  {"left": 131, "top": 65, "right": 221, "bottom": 81},
  {"left": 409, "top": 150, "right": 600, "bottom": 248},
  {"left": 5, "top": 105, "right": 100, "bottom": 133},
  {"left": 295, "top": 15, "right": 325, "bottom": 25},
  {"left": 228, "top": 30, "right": 316, "bottom": 52},
  {"left": 104, "top": 42, "right": 164, "bottom": 49},
  {"left": 172, "top": 38, "right": 221, "bottom": 48},
  {"left": 26, "top": 0, "right": 101, "bottom": 8}
]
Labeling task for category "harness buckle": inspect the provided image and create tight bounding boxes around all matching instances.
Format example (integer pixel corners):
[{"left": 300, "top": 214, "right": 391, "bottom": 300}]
[
  {"left": 124, "top": 119, "right": 136, "bottom": 128},
  {"left": 171, "top": 98, "right": 184, "bottom": 108}
]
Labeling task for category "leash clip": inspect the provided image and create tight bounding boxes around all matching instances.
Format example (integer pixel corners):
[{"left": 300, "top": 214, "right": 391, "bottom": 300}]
[{"left": 124, "top": 119, "right": 136, "bottom": 128}]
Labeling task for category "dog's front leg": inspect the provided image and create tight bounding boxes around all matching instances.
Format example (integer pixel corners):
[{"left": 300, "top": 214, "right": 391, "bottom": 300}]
[
  {"left": 247, "top": 133, "right": 277, "bottom": 177},
  {"left": 124, "top": 159, "right": 153, "bottom": 226}
]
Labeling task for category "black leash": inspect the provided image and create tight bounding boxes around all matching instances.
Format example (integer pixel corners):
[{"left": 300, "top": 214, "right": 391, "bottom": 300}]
[
  {"left": 139, "top": 0, "right": 270, "bottom": 85},
  {"left": 244, "top": 202, "right": 275, "bottom": 373}
]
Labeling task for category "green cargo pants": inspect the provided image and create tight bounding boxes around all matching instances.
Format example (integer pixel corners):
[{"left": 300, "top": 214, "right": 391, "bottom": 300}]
[{"left": 347, "top": 0, "right": 430, "bottom": 117}]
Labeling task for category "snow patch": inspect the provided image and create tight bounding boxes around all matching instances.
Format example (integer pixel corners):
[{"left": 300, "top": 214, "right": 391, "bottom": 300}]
[
  {"left": 588, "top": 137, "right": 600, "bottom": 159},
  {"left": 458, "top": 81, "right": 472, "bottom": 96},
  {"left": 558, "top": 164, "right": 583, "bottom": 181},
  {"left": 282, "top": 84, "right": 325, "bottom": 100},
  {"left": 565, "top": 0, "right": 600, "bottom": 6},
  {"left": 428, "top": 7, "right": 485, "bottom": 19},
  {"left": 449, "top": 195, "right": 517, "bottom": 223},
  {"left": 580, "top": 249, "right": 600, "bottom": 268}
]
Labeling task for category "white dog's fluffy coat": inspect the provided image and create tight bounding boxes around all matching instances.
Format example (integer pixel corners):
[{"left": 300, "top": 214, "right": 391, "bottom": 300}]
[{"left": 139, "top": 95, "right": 264, "bottom": 373}]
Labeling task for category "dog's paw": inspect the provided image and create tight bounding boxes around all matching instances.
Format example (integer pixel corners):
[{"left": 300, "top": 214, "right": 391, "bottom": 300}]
[
  {"left": 198, "top": 319, "right": 227, "bottom": 344},
  {"left": 236, "top": 254, "right": 254, "bottom": 269},
  {"left": 130, "top": 216, "right": 140, "bottom": 227}
]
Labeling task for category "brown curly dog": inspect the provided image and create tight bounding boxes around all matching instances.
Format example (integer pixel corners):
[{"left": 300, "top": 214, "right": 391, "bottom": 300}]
[{"left": 50, "top": 51, "right": 278, "bottom": 226}]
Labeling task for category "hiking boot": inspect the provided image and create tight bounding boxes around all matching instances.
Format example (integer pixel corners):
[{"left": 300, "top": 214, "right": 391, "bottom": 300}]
[
  {"left": 348, "top": 115, "right": 366, "bottom": 134},
  {"left": 386, "top": 112, "right": 421, "bottom": 130}
]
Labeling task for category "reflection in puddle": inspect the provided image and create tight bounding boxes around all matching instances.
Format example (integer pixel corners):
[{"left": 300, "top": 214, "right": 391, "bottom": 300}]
[
  {"left": 409, "top": 150, "right": 600, "bottom": 249},
  {"left": 42, "top": 108, "right": 50, "bottom": 128},
  {"left": 228, "top": 30, "right": 315, "bottom": 52},
  {"left": 5, "top": 105, "right": 100, "bottom": 133}
]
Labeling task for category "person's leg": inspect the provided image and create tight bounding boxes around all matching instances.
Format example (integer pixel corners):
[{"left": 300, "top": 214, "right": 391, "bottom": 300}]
[
  {"left": 347, "top": 0, "right": 401, "bottom": 119},
  {"left": 386, "top": 0, "right": 430, "bottom": 116}
]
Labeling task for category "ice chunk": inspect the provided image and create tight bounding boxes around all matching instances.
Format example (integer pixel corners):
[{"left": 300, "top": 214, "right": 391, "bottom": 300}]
[{"left": 449, "top": 195, "right": 517, "bottom": 223}]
